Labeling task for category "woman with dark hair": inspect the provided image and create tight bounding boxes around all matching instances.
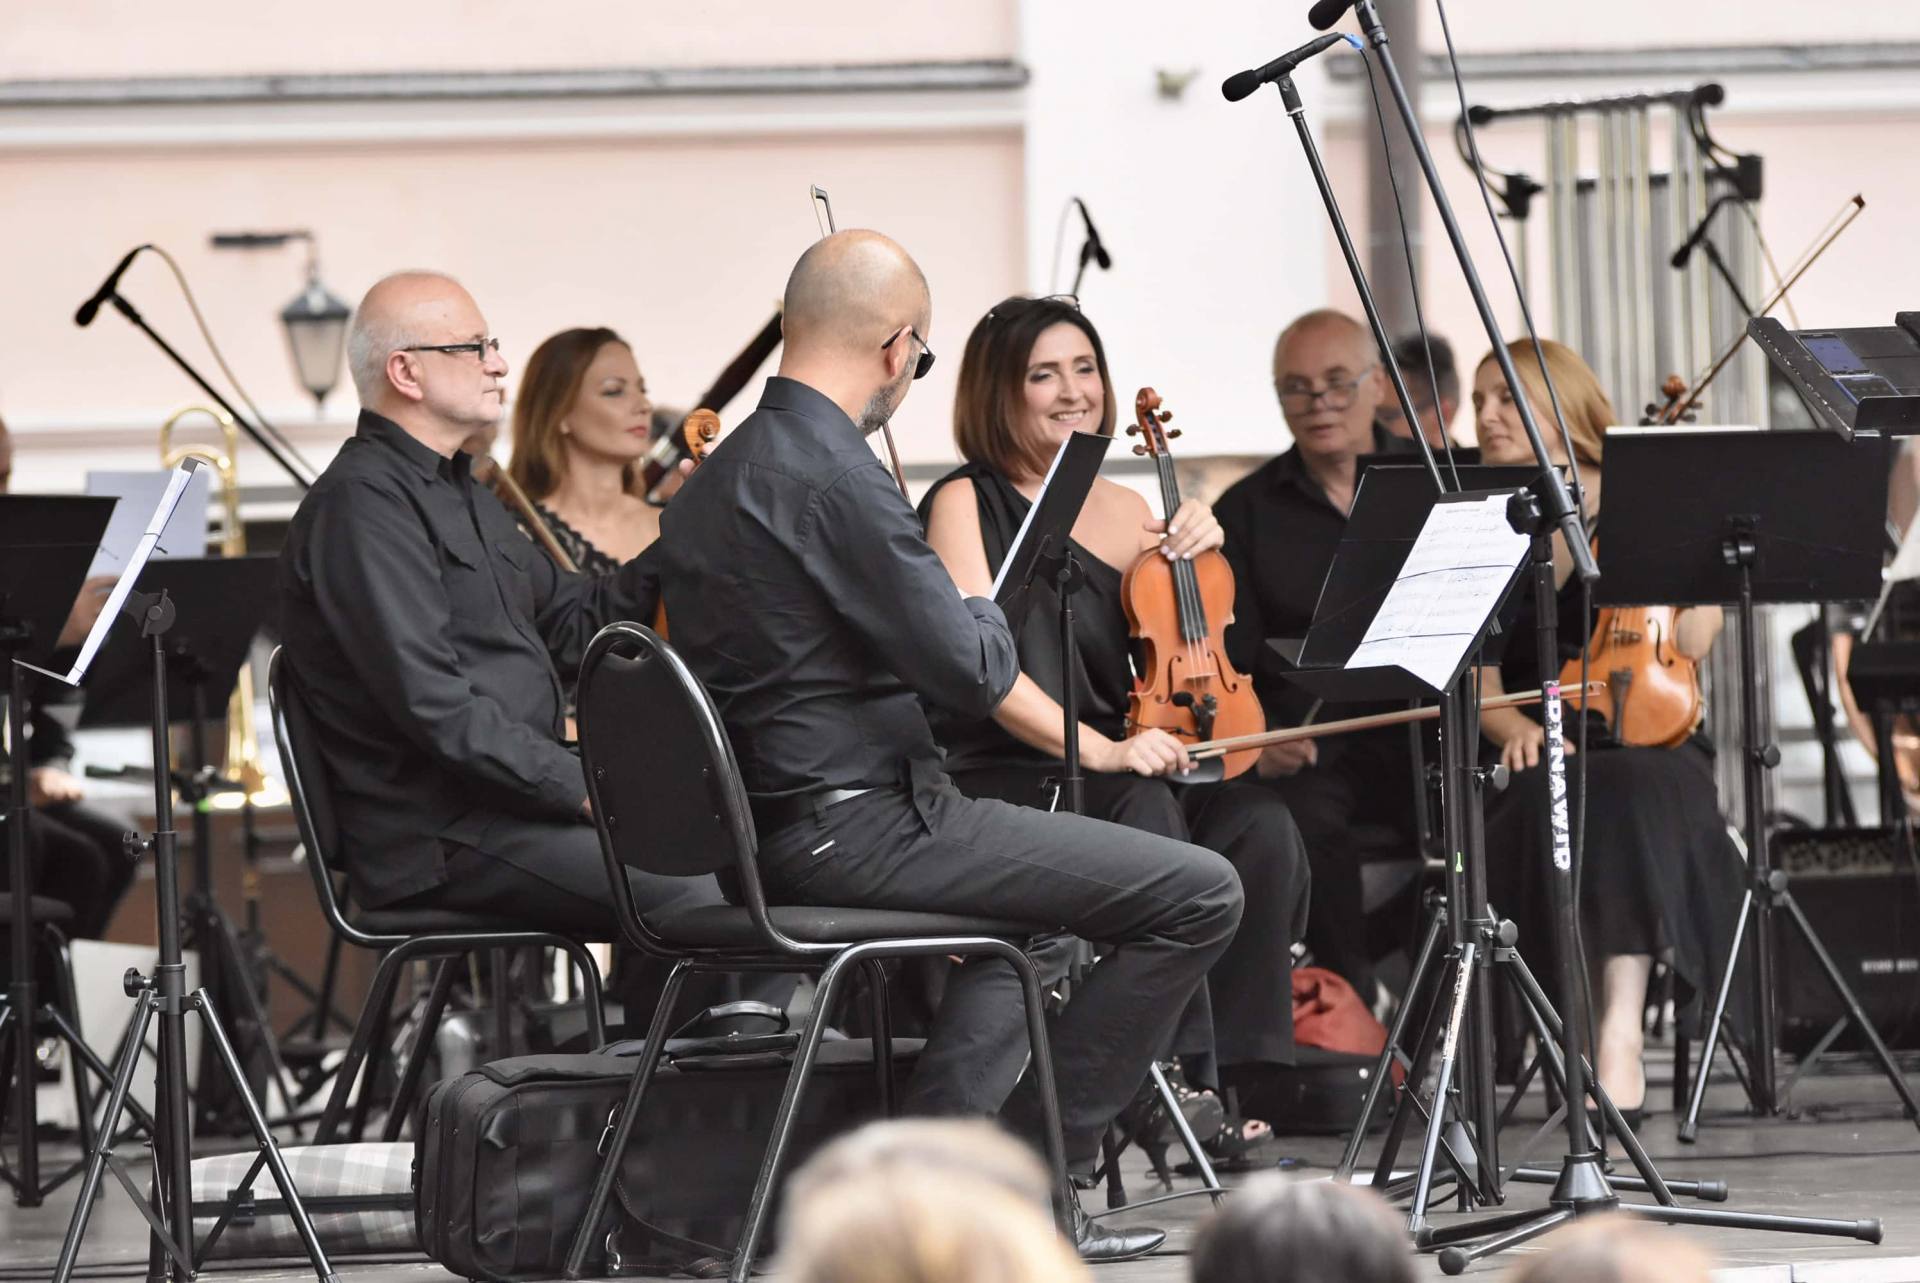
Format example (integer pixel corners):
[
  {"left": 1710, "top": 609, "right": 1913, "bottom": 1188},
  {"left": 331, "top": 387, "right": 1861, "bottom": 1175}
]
[
  {"left": 921, "top": 295, "right": 1310, "bottom": 1155},
  {"left": 508, "top": 327, "right": 660, "bottom": 571},
  {"left": 1474, "top": 337, "right": 1746, "bottom": 1122}
]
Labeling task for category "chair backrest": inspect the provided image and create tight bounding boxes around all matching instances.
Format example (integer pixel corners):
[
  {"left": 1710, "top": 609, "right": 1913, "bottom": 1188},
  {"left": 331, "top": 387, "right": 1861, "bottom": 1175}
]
[
  {"left": 265, "top": 646, "right": 371, "bottom": 944},
  {"left": 577, "top": 622, "right": 775, "bottom": 942}
]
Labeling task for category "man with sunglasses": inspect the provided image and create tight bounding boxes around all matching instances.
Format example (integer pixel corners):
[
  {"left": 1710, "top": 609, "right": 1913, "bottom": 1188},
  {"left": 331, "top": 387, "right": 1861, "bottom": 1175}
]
[
  {"left": 655, "top": 231, "right": 1241, "bottom": 1260},
  {"left": 1216, "top": 308, "right": 1426, "bottom": 1017},
  {"left": 278, "top": 271, "right": 734, "bottom": 959}
]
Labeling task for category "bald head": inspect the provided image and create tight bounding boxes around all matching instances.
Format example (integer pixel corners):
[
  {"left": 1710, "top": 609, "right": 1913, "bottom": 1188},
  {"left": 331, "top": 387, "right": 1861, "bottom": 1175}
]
[
  {"left": 777, "top": 230, "right": 933, "bottom": 435},
  {"left": 348, "top": 270, "right": 508, "bottom": 452},
  {"left": 782, "top": 230, "right": 929, "bottom": 359},
  {"left": 1273, "top": 308, "right": 1378, "bottom": 373}
]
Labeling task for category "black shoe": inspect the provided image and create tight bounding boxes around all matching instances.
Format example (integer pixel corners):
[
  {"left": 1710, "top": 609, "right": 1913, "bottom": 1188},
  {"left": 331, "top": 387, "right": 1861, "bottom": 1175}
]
[{"left": 1070, "top": 1190, "right": 1165, "bottom": 1263}]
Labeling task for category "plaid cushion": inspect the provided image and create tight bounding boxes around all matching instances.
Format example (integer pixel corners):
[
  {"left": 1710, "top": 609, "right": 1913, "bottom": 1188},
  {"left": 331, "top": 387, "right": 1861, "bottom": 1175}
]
[{"left": 191, "top": 1141, "right": 417, "bottom": 1259}]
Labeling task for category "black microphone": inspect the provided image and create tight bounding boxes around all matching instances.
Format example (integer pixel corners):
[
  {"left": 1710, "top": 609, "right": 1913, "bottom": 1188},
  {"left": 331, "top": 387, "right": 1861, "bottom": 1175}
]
[
  {"left": 1308, "top": 0, "right": 1357, "bottom": 31},
  {"left": 1073, "top": 198, "right": 1112, "bottom": 272},
  {"left": 1221, "top": 33, "right": 1352, "bottom": 102},
  {"left": 74, "top": 245, "right": 148, "bottom": 327},
  {"left": 1670, "top": 195, "right": 1735, "bottom": 269}
]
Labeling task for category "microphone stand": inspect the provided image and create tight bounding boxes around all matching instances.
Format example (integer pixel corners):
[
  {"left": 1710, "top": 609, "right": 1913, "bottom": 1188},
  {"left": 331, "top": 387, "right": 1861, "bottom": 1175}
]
[
  {"left": 1332, "top": 0, "right": 1885, "bottom": 1267},
  {"left": 99, "top": 292, "right": 314, "bottom": 492}
]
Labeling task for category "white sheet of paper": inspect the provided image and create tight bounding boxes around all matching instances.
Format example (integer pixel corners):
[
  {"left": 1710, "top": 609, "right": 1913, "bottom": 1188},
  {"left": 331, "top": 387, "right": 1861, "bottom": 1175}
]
[
  {"left": 84, "top": 468, "right": 211, "bottom": 578},
  {"left": 989, "top": 434, "right": 1073, "bottom": 601},
  {"left": 1348, "top": 493, "right": 1530, "bottom": 690},
  {"left": 24, "top": 462, "right": 201, "bottom": 686}
]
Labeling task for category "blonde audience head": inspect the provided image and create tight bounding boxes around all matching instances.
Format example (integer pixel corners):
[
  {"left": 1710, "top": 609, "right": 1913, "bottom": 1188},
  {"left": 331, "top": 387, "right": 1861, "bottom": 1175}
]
[
  {"left": 779, "top": 1119, "right": 1086, "bottom": 1283},
  {"left": 1506, "top": 1215, "right": 1714, "bottom": 1283},
  {"left": 1190, "top": 1173, "right": 1415, "bottom": 1283}
]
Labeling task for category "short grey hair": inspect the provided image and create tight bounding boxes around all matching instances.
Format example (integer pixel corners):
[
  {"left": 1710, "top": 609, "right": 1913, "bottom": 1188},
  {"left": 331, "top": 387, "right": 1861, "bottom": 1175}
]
[
  {"left": 1273, "top": 308, "right": 1381, "bottom": 370},
  {"left": 345, "top": 270, "right": 457, "bottom": 404}
]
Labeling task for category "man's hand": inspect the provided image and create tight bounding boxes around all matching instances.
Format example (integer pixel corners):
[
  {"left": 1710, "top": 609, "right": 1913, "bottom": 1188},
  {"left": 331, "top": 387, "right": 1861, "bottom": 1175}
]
[
  {"left": 1255, "top": 738, "right": 1317, "bottom": 778},
  {"left": 56, "top": 576, "right": 115, "bottom": 648},
  {"left": 29, "top": 766, "right": 85, "bottom": 808}
]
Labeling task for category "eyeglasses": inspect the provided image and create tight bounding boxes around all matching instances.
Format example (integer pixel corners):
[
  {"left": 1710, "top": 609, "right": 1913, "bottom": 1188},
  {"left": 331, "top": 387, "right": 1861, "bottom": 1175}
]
[
  {"left": 1276, "top": 363, "right": 1378, "bottom": 414},
  {"left": 984, "top": 294, "right": 1081, "bottom": 324},
  {"left": 404, "top": 337, "right": 502, "bottom": 362},
  {"left": 882, "top": 326, "right": 936, "bottom": 380}
]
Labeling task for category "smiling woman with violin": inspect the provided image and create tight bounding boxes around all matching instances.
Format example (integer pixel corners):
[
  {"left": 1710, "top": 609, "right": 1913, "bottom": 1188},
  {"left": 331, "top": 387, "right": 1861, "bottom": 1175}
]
[
  {"left": 921, "top": 294, "right": 1309, "bottom": 1157},
  {"left": 1474, "top": 337, "right": 1747, "bottom": 1123}
]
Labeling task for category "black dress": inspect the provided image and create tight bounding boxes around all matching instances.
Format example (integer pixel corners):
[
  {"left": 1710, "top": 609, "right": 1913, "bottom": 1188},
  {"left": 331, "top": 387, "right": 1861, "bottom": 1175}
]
[
  {"left": 1482, "top": 554, "right": 1748, "bottom": 1039},
  {"left": 922, "top": 463, "right": 1311, "bottom": 1075},
  {"left": 528, "top": 500, "right": 620, "bottom": 576}
]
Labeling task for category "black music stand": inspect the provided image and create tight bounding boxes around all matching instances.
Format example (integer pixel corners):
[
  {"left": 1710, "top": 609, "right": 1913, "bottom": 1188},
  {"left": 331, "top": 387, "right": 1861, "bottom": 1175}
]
[
  {"left": 992, "top": 430, "right": 1224, "bottom": 1213},
  {"left": 78, "top": 555, "right": 301, "bottom": 1133},
  {"left": 1596, "top": 428, "right": 1917, "bottom": 1137},
  {"left": 0, "top": 495, "right": 125, "bottom": 1207}
]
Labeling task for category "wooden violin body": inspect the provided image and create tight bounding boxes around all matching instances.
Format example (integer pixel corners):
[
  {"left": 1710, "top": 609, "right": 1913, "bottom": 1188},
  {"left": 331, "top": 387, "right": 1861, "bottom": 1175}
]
[
  {"left": 1558, "top": 605, "right": 1701, "bottom": 748},
  {"left": 1120, "top": 388, "right": 1264, "bottom": 778}
]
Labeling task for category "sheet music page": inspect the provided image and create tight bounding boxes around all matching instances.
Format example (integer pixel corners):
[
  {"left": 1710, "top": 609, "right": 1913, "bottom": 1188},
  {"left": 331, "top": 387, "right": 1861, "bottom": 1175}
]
[
  {"left": 84, "top": 468, "right": 212, "bottom": 578},
  {"left": 989, "top": 434, "right": 1072, "bottom": 600},
  {"left": 1348, "top": 493, "right": 1530, "bottom": 690},
  {"left": 32, "top": 462, "right": 201, "bottom": 686}
]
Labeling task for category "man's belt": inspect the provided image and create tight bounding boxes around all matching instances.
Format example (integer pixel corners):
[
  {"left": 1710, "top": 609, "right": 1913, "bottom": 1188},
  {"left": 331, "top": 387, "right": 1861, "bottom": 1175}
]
[{"left": 750, "top": 786, "right": 874, "bottom": 836}]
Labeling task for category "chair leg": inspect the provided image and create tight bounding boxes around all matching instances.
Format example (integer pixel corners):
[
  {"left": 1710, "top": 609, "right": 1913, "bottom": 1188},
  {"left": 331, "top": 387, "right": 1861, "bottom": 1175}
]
[
  {"left": 731, "top": 951, "right": 862, "bottom": 1283},
  {"left": 1002, "top": 941, "right": 1072, "bottom": 1236},
  {"left": 557, "top": 939, "right": 607, "bottom": 1048},
  {"left": 490, "top": 948, "right": 512, "bottom": 1059},
  {"left": 317, "top": 944, "right": 410, "bottom": 1145},
  {"left": 563, "top": 961, "right": 691, "bottom": 1280},
  {"left": 861, "top": 960, "right": 895, "bottom": 1118},
  {"left": 382, "top": 959, "right": 459, "bottom": 1142}
]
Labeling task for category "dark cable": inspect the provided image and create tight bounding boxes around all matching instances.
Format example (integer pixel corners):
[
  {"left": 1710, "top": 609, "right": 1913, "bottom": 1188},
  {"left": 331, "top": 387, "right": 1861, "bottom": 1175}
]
[{"left": 1357, "top": 47, "right": 1461, "bottom": 488}]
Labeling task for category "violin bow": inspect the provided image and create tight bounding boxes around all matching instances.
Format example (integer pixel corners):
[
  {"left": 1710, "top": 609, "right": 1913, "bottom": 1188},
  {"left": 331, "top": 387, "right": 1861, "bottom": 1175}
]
[{"left": 1187, "top": 681, "right": 1608, "bottom": 761}]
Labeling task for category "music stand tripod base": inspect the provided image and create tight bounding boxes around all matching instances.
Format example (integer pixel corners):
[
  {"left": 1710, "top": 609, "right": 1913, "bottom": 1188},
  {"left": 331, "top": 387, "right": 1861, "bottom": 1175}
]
[{"left": 51, "top": 589, "right": 338, "bottom": 1283}]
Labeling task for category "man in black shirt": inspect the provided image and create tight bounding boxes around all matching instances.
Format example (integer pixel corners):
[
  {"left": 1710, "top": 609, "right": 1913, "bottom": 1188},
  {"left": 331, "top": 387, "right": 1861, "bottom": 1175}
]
[
  {"left": 279, "top": 271, "right": 710, "bottom": 935},
  {"left": 656, "top": 232, "right": 1241, "bottom": 1255},
  {"left": 1373, "top": 331, "right": 1460, "bottom": 453},
  {"left": 1218, "top": 308, "right": 1425, "bottom": 1005}
]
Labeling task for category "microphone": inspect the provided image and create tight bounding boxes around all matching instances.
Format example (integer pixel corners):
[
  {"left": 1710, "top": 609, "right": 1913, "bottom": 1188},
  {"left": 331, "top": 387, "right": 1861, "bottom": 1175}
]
[
  {"left": 74, "top": 245, "right": 148, "bottom": 327},
  {"left": 1308, "top": 0, "right": 1357, "bottom": 31},
  {"left": 1073, "top": 198, "right": 1112, "bottom": 272},
  {"left": 1670, "top": 195, "right": 1735, "bottom": 269},
  {"left": 1221, "top": 33, "right": 1353, "bottom": 102}
]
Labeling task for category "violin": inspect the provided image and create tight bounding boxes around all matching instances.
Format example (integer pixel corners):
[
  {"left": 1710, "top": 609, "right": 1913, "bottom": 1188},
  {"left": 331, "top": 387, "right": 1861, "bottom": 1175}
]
[
  {"left": 640, "top": 310, "right": 782, "bottom": 502},
  {"left": 1557, "top": 591, "right": 1702, "bottom": 748},
  {"left": 1120, "top": 388, "right": 1264, "bottom": 778}
]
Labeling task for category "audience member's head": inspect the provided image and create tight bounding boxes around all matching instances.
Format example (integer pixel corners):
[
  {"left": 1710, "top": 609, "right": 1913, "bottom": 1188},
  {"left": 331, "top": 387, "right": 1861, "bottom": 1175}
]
[
  {"left": 780, "top": 1119, "right": 1083, "bottom": 1283},
  {"left": 1505, "top": 1215, "right": 1714, "bottom": 1283},
  {"left": 1272, "top": 308, "right": 1386, "bottom": 467},
  {"left": 1190, "top": 1173, "right": 1415, "bottom": 1283},
  {"left": 1378, "top": 332, "right": 1459, "bottom": 447},
  {"left": 787, "top": 1118, "right": 1053, "bottom": 1213},
  {"left": 346, "top": 271, "right": 508, "bottom": 455}
]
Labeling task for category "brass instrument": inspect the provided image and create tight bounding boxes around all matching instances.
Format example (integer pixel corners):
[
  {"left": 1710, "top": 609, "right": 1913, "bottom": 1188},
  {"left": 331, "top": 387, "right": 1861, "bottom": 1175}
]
[{"left": 159, "top": 406, "right": 276, "bottom": 801}]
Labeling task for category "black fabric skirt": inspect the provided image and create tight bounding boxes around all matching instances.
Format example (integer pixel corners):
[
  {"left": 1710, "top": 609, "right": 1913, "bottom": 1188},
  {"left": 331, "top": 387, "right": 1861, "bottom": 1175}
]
[{"left": 1482, "top": 737, "right": 1751, "bottom": 1039}]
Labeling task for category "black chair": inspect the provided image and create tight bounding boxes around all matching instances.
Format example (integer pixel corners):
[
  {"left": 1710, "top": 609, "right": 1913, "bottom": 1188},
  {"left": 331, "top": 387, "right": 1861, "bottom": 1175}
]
[
  {"left": 561, "top": 623, "right": 1068, "bottom": 1283},
  {"left": 266, "top": 648, "right": 607, "bottom": 1144}
]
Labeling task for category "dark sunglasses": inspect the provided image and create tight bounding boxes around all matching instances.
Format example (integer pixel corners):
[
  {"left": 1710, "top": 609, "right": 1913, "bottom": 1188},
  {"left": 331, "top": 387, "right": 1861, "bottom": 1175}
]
[{"left": 882, "top": 326, "right": 936, "bottom": 380}]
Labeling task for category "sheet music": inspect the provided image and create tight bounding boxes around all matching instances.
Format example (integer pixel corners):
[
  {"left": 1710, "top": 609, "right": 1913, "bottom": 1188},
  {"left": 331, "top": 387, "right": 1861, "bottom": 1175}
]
[
  {"left": 989, "top": 434, "right": 1073, "bottom": 601},
  {"left": 84, "top": 468, "right": 211, "bottom": 578},
  {"left": 23, "top": 462, "right": 201, "bottom": 686},
  {"left": 1348, "top": 493, "right": 1529, "bottom": 690}
]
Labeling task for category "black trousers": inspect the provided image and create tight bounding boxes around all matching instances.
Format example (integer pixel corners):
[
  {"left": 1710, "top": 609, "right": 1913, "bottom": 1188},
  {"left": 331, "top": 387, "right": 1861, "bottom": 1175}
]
[
  {"left": 387, "top": 813, "right": 792, "bottom": 1034},
  {"left": 1263, "top": 726, "right": 1425, "bottom": 999},
  {"left": 754, "top": 763, "right": 1244, "bottom": 1164},
  {"left": 2, "top": 802, "right": 138, "bottom": 941},
  {"left": 949, "top": 765, "right": 1308, "bottom": 1076}
]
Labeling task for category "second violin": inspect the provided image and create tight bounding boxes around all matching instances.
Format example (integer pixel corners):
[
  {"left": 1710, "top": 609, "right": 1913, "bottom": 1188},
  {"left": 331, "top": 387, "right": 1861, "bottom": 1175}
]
[{"left": 1120, "top": 388, "right": 1264, "bottom": 778}]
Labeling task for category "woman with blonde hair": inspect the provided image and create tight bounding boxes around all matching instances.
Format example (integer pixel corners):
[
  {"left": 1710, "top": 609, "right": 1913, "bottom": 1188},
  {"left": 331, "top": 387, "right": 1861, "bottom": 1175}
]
[{"left": 1473, "top": 338, "right": 1747, "bottom": 1124}]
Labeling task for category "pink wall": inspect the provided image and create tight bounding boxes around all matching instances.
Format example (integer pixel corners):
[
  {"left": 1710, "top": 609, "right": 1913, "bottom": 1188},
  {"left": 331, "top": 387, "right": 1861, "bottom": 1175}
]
[{"left": 1, "top": 2, "right": 1017, "bottom": 78}]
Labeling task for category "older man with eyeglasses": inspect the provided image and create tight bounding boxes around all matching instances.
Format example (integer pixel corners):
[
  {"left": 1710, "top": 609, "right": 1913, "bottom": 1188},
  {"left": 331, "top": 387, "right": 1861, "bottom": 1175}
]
[
  {"left": 277, "top": 271, "right": 739, "bottom": 970},
  {"left": 1214, "top": 308, "right": 1426, "bottom": 1022}
]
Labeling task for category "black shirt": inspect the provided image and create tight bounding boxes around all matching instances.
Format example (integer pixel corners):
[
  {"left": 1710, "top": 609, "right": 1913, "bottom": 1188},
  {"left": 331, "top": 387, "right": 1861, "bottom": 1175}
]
[
  {"left": 1215, "top": 446, "right": 1353, "bottom": 727},
  {"left": 654, "top": 377, "right": 1018, "bottom": 802},
  {"left": 918, "top": 463, "right": 1131, "bottom": 774},
  {"left": 279, "top": 410, "right": 660, "bottom": 908}
]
